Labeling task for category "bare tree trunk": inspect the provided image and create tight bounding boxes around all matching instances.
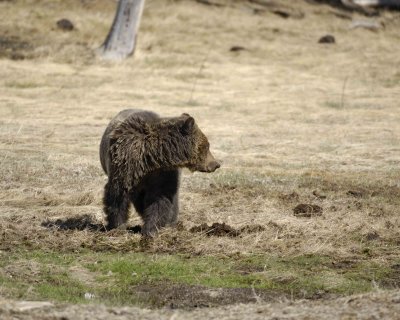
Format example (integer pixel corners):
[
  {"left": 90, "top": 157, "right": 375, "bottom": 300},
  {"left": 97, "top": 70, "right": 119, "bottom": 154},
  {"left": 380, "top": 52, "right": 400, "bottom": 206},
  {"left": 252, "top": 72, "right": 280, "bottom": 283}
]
[{"left": 99, "top": 0, "right": 145, "bottom": 61}]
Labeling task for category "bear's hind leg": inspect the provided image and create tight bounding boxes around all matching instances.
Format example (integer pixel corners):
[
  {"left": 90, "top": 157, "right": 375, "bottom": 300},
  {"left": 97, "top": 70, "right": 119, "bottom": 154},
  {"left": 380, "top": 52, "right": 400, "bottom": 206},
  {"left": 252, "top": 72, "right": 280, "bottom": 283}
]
[
  {"left": 103, "top": 181, "right": 130, "bottom": 230},
  {"left": 127, "top": 170, "right": 179, "bottom": 236},
  {"left": 141, "top": 195, "right": 175, "bottom": 236},
  {"left": 168, "top": 192, "right": 179, "bottom": 225}
]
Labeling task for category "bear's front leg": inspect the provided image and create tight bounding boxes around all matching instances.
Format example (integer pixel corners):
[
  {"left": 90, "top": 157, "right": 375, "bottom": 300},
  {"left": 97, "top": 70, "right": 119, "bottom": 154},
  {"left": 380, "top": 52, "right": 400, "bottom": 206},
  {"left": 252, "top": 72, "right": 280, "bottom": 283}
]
[
  {"left": 141, "top": 195, "right": 176, "bottom": 237},
  {"left": 103, "top": 181, "right": 130, "bottom": 230}
]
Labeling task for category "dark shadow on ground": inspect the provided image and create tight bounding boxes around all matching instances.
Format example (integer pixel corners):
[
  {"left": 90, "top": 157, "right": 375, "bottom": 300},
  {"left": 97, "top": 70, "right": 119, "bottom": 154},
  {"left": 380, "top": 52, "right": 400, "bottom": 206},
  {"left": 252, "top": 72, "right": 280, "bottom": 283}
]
[
  {"left": 41, "top": 215, "right": 267, "bottom": 237},
  {"left": 41, "top": 214, "right": 142, "bottom": 233}
]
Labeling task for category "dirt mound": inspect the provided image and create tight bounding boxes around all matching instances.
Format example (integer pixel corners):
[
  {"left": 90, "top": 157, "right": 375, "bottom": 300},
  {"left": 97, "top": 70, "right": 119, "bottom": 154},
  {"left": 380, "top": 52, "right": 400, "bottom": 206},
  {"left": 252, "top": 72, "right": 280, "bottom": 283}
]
[
  {"left": 293, "top": 204, "right": 323, "bottom": 217},
  {"left": 190, "top": 223, "right": 265, "bottom": 237},
  {"left": 56, "top": 19, "right": 74, "bottom": 31},
  {"left": 190, "top": 222, "right": 239, "bottom": 237}
]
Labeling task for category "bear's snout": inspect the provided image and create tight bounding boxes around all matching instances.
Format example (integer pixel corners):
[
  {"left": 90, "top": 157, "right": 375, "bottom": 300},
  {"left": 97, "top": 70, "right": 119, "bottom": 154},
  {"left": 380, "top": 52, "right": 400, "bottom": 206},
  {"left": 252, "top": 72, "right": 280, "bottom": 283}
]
[
  {"left": 202, "top": 149, "right": 220, "bottom": 173},
  {"left": 207, "top": 160, "right": 221, "bottom": 172}
]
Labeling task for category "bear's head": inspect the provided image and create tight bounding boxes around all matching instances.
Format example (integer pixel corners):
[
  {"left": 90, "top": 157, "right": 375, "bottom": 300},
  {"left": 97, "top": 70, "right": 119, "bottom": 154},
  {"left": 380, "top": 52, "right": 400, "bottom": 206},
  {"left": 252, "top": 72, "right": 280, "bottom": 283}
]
[{"left": 175, "top": 113, "right": 220, "bottom": 173}]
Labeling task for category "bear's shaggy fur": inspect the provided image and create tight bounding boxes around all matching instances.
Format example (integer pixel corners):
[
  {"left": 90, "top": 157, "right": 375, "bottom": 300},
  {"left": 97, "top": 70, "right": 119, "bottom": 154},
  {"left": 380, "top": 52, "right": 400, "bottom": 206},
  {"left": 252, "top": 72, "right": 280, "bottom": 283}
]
[{"left": 100, "top": 109, "right": 220, "bottom": 236}]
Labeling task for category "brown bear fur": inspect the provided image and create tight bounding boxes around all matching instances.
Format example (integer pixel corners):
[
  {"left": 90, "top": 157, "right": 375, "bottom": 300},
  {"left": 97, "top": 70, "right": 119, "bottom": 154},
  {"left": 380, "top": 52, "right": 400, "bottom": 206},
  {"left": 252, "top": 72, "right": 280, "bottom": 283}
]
[{"left": 100, "top": 109, "right": 220, "bottom": 236}]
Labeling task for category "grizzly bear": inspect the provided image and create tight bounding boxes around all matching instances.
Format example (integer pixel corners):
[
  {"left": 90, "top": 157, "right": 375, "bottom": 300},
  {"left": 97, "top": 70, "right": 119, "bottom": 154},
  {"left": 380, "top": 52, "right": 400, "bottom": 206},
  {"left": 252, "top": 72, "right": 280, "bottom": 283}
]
[{"left": 100, "top": 109, "right": 220, "bottom": 236}]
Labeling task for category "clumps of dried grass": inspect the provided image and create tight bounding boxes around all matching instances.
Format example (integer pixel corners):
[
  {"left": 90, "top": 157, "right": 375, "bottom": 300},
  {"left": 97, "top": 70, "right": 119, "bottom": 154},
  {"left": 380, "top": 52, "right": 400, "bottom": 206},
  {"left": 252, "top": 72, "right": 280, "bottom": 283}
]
[
  {"left": 0, "top": 214, "right": 128, "bottom": 253},
  {"left": 1, "top": 205, "right": 399, "bottom": 260},
  {"left": 1, "top": 161, "right": 399, "bottom": 259},
  {"left": 0, "top": 211, "right": 269, "bottom": 255},
  {"left": 1, "top": 191, "right": 100, "bottom": 210}
]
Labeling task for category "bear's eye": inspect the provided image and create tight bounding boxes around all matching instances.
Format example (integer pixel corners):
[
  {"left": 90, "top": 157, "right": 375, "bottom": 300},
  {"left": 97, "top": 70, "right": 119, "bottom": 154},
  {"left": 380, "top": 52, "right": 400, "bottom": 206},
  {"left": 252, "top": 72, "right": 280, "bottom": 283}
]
[
  {"left": 200, "top": 141, "right": 209, "bottom": 153},
  {"left": 199, "top": 141, "right": 209, "bottom": 158}
]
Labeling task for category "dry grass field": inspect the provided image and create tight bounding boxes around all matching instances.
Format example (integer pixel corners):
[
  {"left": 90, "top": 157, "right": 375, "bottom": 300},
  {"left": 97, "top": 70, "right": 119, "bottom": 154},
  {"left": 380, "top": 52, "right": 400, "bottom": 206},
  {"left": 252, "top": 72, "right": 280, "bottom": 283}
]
[{"left": 0, "top": 0, "right": 400, "bottom": 318}]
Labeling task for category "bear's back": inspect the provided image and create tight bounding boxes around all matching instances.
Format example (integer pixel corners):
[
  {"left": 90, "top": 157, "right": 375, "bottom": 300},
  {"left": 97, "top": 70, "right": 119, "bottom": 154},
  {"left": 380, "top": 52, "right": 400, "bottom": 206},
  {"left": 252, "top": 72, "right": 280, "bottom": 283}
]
[
  {"left": 100, "top": 109, "right": 160, "bottom": 175},
  {"left": 112, "top": 109, "right": 159, "bottom": 123}
]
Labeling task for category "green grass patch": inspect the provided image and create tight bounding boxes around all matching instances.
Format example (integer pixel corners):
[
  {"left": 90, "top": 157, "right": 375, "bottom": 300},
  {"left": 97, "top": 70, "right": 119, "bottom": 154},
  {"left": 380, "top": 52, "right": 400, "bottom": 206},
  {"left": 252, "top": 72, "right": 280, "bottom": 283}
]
[
  {"left": 4, "top": 81, "right": 43, "bottom": 89},
  {"left": 0, "top": 250, "right": 397, "bottom": 307},
  {"left": 35, "top": 272, "right": 88, "bottom": 304},
  {"left": 324, "top": 101, "right": 343, "bottom": 109}
]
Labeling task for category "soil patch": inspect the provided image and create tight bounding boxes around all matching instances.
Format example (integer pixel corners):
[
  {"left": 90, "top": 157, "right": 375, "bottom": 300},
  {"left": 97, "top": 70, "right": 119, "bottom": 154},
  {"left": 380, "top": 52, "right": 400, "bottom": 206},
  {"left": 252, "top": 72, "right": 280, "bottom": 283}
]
[
  {"left": 133, "top": 282, "right": 285, "bottom": 309},
  {"left": 346, "top": 189, "right": 368, "bottom": 198},
  {"left": 56, "top": 19, "right": 74, "bottom": 31},
  {"left": 293, "top": 204, "right": 323, "bottom": 217},
  {"left": 190, "top": 223, "right": 239, "bottom": 237},
  {"left": 0, "top": 35, "right": 33, "bottom": 60},
  {"left": 318, "top": 34, "right": 335, "bottom": 44},
  {"left": 330, "top": 259, "right": 356, "bottom": 270},
  {"left": 190, "top": 223, "right": 265, "bottom": 237}
]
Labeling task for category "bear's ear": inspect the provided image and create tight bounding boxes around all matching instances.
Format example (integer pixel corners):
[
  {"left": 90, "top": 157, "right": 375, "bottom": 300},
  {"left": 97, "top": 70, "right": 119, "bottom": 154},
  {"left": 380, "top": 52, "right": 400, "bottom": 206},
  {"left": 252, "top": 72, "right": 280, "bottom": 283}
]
[{"left": 179, "top": 114, "right": 195, "bottom": 135}]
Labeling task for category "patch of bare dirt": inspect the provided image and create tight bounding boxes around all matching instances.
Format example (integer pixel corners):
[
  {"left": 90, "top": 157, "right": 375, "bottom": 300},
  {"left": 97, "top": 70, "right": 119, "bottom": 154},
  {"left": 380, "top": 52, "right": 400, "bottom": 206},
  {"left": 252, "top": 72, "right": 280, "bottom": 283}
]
[
  {"left": 56, "top": 19, "right": 74, "bottom": 31},
  {"left": 0, "top": 35, "right": 33, "bottom": 60},
  {"left": 318, "top": 34, "right": 335, "bottom": 44},
  {"left": 190, "top": 223, "right": 240, "bottom": 237},
  {"left": 189, "top": 223, "right": 265, "bottom": 237},
  {"left": 293, "top": 204, "right": 323, "bottom": 217},
  {"left": 133, "top": 282, "right": 284, "bottom": 309},
  {"left": 346, "top": 189, "right": 368, "bottom": 198},
  {"left": 330, "top": 259, "right": 357, "bottom": 270}
]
